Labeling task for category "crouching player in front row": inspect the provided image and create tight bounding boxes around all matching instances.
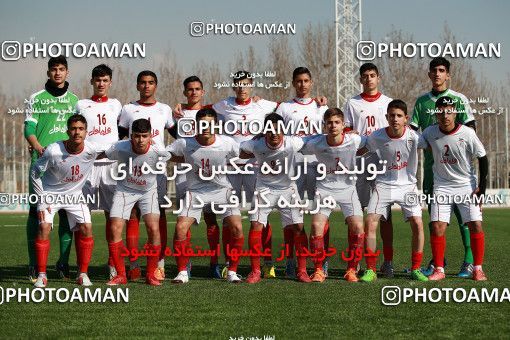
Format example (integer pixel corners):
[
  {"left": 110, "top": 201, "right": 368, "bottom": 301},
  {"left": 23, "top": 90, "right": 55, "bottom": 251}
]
[
  {"left": 360, "top": 99, "right": 428, "bottom": 282},
  {"left": 300, "top": 108, "right": 365, "bottom": 282},
  {"left": 31, "top": 115, "right": 100, "bottom": 287},
  {"left": 418, "top": 97, "right": 488, "bottom": 281},
  {"left": 240, "top": 113, "right": 312, "bottom": 283},
  {"left": 106, "top": 118, "right": 171, "bottom": 286}
]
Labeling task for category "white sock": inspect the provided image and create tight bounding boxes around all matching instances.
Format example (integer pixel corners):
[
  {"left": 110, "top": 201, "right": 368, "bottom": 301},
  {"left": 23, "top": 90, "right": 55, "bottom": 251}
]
[
  {"left": 474, "top": 265, "right": 482, "bottom": 270},
  {"left": 157, "top": 259, "right": 165, "bottom": 268}
]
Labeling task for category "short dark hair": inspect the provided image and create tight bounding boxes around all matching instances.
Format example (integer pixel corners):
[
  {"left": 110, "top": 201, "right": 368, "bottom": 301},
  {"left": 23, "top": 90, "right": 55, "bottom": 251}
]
[
  {"left": 68, "top": 114, "right": 87, "bottom": 129},
  {"left": 132, "top": 118, "right": 152, "bottom": 133},
  {"left": 92, "top": 64, "right": 113, "bottom": 79},
  {"left": 435, "top": 96, "right": 456, "bottom": 110},
  {"left": 232, "top": 70, "right": 252, "bottom": 84},
  {"left": 264, "top": 112, "right": 284, "bottom": 126},
  {"left": 324, "top": 108, "right": 344, "bottom": 121},
  {"left": 183, "top": 76, "right": 203, "bottom": 89},
  {"left": 196, "top": 108, "right": 217, "bottom": 122},
  {"left": 429, "top": 57, "right": 450, "bottom": 72},
  {"left": 292, "top": 67, "right": 312, "bottom": 81},
  {"left": 48, "top": 55, "right": 68, "bottom": 70},
  {"left": 359, "top": 63, "right": 378, "bottom": 76},
  {"left": 137, "top": 70, "right": 158, "bottom": 85},
  {"left": 387, "top": 99, "right": 408, "bottom": 115}
]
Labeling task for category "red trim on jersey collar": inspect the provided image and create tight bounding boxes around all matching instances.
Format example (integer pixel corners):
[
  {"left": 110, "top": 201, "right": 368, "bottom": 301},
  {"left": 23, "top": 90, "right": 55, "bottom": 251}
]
[
  {"left": 292, "top": 97, "right": 314, "bottom": 105},
  {"left": 385, "top": 126, "right": 406, "bottom": 139},
  {"left": 265, "top": 135, "right": 284, "bottom": 150},
  {"left": 91, "top": 95, "right": 108, "bottom": 103},
  {"left": 360, "top": 92, "right": 382, "bottom": 102},
  {"left": 63, "top": 141, "right": 85, "bottom": 155},
  {"left": 235, "top": 98, "right": 251, "bottom": 106},
  {"left": 195, "top": 135, "right": 216, "bottom": 146},
  {"left": 439, "top": 123, "right": 461, "bottom": 135},
  {"left": 327, "top": 133, "right": 345, "bottom": 147},
  {"left": 131, "top": 140, "right": 151, "bottom": 155},
  {"left": 137, "top": 100, "right": 157, "bottom": 107}
]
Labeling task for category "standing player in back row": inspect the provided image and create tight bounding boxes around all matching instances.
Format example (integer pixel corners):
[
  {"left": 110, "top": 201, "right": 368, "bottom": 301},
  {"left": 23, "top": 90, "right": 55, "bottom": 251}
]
[
  {"left": 118, "top": 71, "right": 175, "bottom": 281},
  {"left": 411, "top": 57, "right": 477, "bottom": 278},
  {"left": 276, "top": 67, "right": 328, "bottom": 277},
  {"left": 75, "top": 64, "right": 122, "bottom": 279},
  {"left": 343, "top": 63, "right": 395, "bottom": 277},
  {"left": 417, "top": 97, "right": 488, "bottom": 281},
  {"left": 24, "top": 55, "right": 79, "bottom": 282}
]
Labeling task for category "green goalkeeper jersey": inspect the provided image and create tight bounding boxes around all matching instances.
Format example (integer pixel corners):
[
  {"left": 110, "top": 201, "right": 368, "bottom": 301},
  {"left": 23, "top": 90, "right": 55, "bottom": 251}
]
[
  {"left": 411, "top": 88, "right": 475, "bottom": 170},
  {"left": 24, "top": 87, "right": 78, "bottom": 163}
]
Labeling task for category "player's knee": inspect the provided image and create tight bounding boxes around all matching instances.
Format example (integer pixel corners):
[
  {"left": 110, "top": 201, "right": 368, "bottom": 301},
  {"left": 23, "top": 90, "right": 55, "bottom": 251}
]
[
  {"left": 250, "top": 222, "right": 263, "bottom": 231},
  {"left": 365, "top": 215, "right": 379, "bottom": 232},
  {"left": 431, "top": 222, "right": 445, "bottom": 236},
  {"left": 310, "top": 222, "right": 324, "bottom": 236},
  {"left": 79, "top": 223, "right": 93, "bottom": 237}
]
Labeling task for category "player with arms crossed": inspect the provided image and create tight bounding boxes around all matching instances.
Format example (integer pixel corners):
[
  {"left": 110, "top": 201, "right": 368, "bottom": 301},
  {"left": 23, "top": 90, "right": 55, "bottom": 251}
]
[
  {"left": 75, "top": 64, "right": 122, "bottom": 279},
  {"left": 118, "top": 71, "right": 174, "bottom": 281},
  {"left": 240, "top": 113, "right": 312, "bottom": 283},
  {"left": 214, "top": 70, "right": 279, "bottom": 279},
  {"left": 31, "top": 115, "right": 99, "bottom": 287},
  {"left": 418, "top": 97, "right": 488, "bottom": 281},
  {"left": 343, "top": 62, "right": 395, "bottom": 277},
  {"left": 276, "top": 66, "right": 329, "bottom": 277},
  {"left": 24, "top": 55, "right": 79, "bottom": 282},
  {"left": 106, "top": 118, "right": 170, "bottom": 286},
  {"left": 300, "top": 108, "right": 365, "bottom": 282},
  {"left": 358, "top": 100, "right": 428, "bottom": 282},
  {"left": 411, "top": 57, "right": 477, "bottom": 278},
  {"left": 167, "top": 108, "right": 245, "bottom": 284}
]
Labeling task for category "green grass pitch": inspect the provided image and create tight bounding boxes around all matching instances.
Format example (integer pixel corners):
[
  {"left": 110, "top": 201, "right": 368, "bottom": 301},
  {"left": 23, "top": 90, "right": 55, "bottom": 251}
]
[{"left": 1, "top": 209, "right": 509, "bottom": 339}]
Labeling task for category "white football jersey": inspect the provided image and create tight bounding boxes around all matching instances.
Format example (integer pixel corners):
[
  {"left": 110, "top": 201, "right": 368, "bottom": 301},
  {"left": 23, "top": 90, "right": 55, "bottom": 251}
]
[
  {"left": 105, "top": 140, "right": 170, "bottom": 192},
  {"left": 343, "top": 93, "right": 392, "bottom": 136},
  {"left": 213, "top": 97, "right": 277, "bottom": 144},
  {"left": 167, "top": 135, "right": 239, "bottom": 192},
  {"left": 75, "top": 96, "right": 122, "bottom": 163},
  {"left": 118, "top": 101, "right": 174, "bottom": 148},
  {"left": 365, "top": 127, "right": 419, "bottom": 186},
  {"left": 276, "top": 97, "right": 328, "bottom": 162},
  {"left": 418, "top": 124, "right": 486, "bottom": 188},
  {"left": 176, "top": 104, "right": 213, "bottom": 138},
  {"left": 31, "top": 140, "right": 100, "bottom": 196},
  {"left": 240, "top": 135, "right": 304, "bottom": 190},
  {"left": 301, "top": 133, "right": 361, "bottom": 190}
]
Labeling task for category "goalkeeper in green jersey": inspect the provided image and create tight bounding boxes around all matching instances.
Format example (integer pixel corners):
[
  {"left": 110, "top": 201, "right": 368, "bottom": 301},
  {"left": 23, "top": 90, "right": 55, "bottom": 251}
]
[
  {"left": 410, "top": 57, "right": 477, "bottom": 278},
  {"left": 24, "top": 55, "right": 79, "bottom": 282}
]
